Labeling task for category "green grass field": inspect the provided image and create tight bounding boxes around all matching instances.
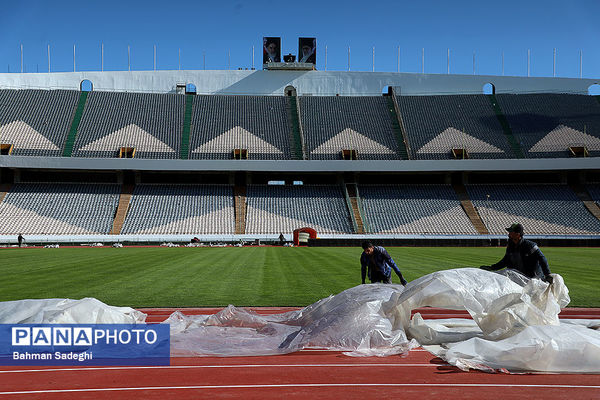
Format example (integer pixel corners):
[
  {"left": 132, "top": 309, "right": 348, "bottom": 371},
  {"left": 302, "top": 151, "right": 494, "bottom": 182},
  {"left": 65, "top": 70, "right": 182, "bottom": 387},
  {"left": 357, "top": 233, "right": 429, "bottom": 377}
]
[{"left": 1, "top": 246, "right": 599, "bottom": 307}]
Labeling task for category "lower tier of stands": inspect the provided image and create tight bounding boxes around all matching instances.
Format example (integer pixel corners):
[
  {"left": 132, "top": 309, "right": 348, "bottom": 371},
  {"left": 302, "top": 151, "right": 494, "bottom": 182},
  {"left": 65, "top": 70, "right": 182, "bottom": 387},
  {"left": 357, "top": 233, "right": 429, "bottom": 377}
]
[{"left": 0, "top": 183, "right": 599, "bottom": 236}]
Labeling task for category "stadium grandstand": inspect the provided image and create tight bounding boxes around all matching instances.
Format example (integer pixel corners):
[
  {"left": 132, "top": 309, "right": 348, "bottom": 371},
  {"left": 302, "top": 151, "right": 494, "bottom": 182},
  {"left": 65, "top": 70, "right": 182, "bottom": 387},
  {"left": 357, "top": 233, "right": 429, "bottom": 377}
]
[{"left": 0, "top": 68, "right": 599, "bottom": 246}]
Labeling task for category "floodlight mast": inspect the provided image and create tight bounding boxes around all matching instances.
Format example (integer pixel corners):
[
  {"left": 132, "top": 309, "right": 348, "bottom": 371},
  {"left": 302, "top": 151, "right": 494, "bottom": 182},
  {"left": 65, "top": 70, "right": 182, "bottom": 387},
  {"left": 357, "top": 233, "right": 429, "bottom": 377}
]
[
  {"left": 372, "top": 46, "right": 375, "bottom": 72},
  {"left": 347, "top": 46, "right": 350, "bottom": 71}
]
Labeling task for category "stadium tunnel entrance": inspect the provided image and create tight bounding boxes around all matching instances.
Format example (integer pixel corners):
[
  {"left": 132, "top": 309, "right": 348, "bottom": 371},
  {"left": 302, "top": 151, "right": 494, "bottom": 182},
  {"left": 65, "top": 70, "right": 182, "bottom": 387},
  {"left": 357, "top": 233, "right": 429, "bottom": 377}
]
[
  {"left": 483, "top": 83, "right": 495, "bottom": 95},
  {"left": 80, "top": 80, "right": 93, "bottom": 92}
]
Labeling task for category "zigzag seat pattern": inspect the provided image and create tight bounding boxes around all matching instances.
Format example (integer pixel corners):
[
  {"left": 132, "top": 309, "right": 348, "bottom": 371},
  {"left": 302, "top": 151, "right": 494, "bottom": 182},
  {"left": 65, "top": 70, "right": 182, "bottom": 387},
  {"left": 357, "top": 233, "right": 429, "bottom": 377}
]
[
  {"left": 0, "top": 89, "right": 79, "bottom": 156},
  {"left": 467, "top": 183, "right": 600, "bottom": 234},
  {"left": 73, "top": 91, "right": 184, "bottom": 159},
  {"left": 189, "top": 95, "right": 292, "bottom": 160},
  {"left": 245, "top": 185, "right": 353, "bottom": 234},
  {"left": 300, "top": 96, "right": 400, "bottom": 160},
  {"left": 395, "top": 94, "right": 511, "bottom": 160},
  {"left": 496, "top": 94, "right": 600, "bottom": 158},
  {"left": 359, "top": 184, "right": 478, "bottom": 234},
  {"left": 121, "top": 184, "right": 234, "bottom": 234},
  {"left": 0, "top": 183, "right": 120, "bottom": 234}
]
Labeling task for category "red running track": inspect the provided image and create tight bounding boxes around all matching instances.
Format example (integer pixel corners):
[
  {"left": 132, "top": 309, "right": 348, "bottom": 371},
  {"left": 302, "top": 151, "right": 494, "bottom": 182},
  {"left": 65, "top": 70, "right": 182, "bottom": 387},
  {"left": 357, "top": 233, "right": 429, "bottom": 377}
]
[{"left": 0, "top": 307, "right": 598, "bottom": 400}]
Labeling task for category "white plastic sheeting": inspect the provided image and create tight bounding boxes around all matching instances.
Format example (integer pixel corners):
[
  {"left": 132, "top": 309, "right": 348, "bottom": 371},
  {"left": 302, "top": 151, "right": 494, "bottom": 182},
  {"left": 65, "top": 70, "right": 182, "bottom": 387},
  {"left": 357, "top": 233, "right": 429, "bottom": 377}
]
[
  {"left": 165, "top": 268, "right": 600, "bottom": 373},
  {"left": 428, "top": 323, "right": 600, "bottom": 373},
  {"left": 1, "top": 268, "right": 599, "bottom": 373},
  {"left": 166, "top": 284, "right": 418, "bottom": 357},
  {"left": 0, "top": 298, "right": 146, "bottom": 324}
]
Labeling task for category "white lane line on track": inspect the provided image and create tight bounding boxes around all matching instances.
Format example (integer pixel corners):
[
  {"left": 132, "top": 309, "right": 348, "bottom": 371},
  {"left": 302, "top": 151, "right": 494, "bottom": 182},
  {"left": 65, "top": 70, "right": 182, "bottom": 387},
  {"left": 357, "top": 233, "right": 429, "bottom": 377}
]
[
  {"left": 1, "top": 383, "right": 599, "bottom": 395},
  {"left": 0, "top": 363, "right": 447, "bottom": 374}
]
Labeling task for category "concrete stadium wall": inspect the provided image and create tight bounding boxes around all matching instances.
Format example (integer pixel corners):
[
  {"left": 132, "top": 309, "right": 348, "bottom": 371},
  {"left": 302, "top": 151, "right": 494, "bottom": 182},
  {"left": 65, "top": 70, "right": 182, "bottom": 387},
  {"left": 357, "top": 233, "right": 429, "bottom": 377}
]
[
  {"left": 2, "top": 155, "right": 600, "bottom": 174},
  {"left": 0, "top": 70, "right": 598, "bottom": 96}
]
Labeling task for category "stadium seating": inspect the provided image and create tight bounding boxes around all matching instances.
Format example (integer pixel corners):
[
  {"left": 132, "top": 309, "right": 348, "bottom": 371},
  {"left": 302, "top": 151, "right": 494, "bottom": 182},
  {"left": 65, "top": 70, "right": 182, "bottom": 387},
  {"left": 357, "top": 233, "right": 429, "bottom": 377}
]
[
  {"left": 586, "top": 184, "right": 600, "bottom": 207},
  {"left": 466, "top": 184, "right": 600, "bottom": 234},
  {"left": 359, "top": 184, "right": 478, "bottom": 234},
  {"left": 495, "top": 94, "right": 600, "bottom": 158},
  {"left": 395, "top": 94, "right": 512, "bottom": 160},
  {"left": 121, "top": 184, "right": 235, "bottom": 234},
  {"left": 245, "top": 185, "right": 353, "bottom": 234},
  {"left": 189, "top": 95, "right": 292, "bottom": 159},
  {"left": 0, "top": 183, "right": 120, "bottom": 234},
  {"left": 0, "top": 89, "right": 79, "bottom": 156},
  {"left": 73, "top": 91, "right": 184, "bottom": 159},
  {"left": 299, "top": 96, "right": 401, "bottom": 160}
]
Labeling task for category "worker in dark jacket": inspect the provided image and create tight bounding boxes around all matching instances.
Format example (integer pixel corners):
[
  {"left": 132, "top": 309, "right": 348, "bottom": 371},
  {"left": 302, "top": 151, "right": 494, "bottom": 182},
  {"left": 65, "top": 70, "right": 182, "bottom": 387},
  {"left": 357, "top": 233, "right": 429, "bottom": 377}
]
[
  {"left": 480, "top": 223, "right": 553, "bottom": 283},
  {"left": 361, "top": 241, "right": 408, "bottom": 285}
]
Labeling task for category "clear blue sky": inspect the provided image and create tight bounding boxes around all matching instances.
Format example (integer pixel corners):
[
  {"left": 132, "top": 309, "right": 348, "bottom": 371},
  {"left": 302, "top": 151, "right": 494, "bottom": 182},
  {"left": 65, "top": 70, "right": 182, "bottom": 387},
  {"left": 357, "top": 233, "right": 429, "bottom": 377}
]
[{"left": 1, "top": 0, "right": 599, "bottom": 80}]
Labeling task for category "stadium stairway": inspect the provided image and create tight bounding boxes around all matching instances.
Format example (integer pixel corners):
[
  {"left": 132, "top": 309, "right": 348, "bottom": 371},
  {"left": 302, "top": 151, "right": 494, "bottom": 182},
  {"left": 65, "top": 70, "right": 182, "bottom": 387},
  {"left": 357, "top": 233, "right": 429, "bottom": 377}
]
[
  {"left": 234, "top": 186, "right": 247, "bottom": 234},
  {"left": 287, "top": 96, "right": 306, "bottom": 159},
  {"left": 388, "top": 89, "right": 411, "bottom": 159},
  {"left": 62, "top": 91, "right": 89, "bottom": 157},
  {"left": 345, "top": 183, "right": 366, "bottom": 234},
  {"left": 452, "top": 183, "right": 490, "bottom": 234},
  {"left": 487, "top": 94, "right": 524, "bottom": 158},
  {"left": 180, "top": 94, "right": 194, "bottom": 159},
  {"left": 0, "top": 184, "right": 11, "bottom": 203},
  {"left": 110, "top": 184, "right": 135, "bottom": 234},
  {"left": 569, "top": 183, "right": 600, "bottom": 222}
]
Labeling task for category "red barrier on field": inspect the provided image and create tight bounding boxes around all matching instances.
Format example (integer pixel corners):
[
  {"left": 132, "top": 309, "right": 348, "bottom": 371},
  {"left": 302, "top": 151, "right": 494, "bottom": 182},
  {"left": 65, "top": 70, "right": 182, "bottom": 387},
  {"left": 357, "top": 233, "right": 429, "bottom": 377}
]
[{"left": 293, "top": 227, "right": 317, "bottom": 246}]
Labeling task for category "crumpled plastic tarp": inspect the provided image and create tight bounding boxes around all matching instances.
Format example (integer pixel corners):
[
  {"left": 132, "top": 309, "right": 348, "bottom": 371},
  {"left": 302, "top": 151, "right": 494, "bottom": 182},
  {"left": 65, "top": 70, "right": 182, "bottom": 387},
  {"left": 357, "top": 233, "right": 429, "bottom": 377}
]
[
  {"left": 1, "top": 268, "right": 599, "bottom": 373},
  {"left": 0, "top": 298, "right": 146, "bottom": 324},
  {"left": 166, "top": 283, "right": 418, "bottom": 357},
  {"left": 164, "top": 268, "right": 600, "bottom": 373},
  {"left": 427, "top": 323, "right": 600, "bottom": 373}
]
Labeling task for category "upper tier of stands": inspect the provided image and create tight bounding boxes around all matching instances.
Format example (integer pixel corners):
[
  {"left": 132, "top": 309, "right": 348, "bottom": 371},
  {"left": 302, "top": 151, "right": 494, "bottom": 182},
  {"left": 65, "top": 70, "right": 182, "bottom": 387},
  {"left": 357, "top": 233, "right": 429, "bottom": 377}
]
[
  {"left": 245, "top": 184, "right": 353, "bottom": 234},
  {"left": 0, "top": 89, "right": 79, "bottom": 156},
  {"left": 0, "top": 89, "right": 599, "bottom": 160},
  {"left": 0, "top": 183, "right": 120, "bottom": 234},
  {"left": 121, "top": 184, "right": 234, "bottom": 234},
  {"left": 495, "top": 94, "right": 600, "bottom": 158},
  {"left": 189, "top": 95, "right": 292, "bottom": 160},
  {"left": 300, "top": 96, "right": 401, "bottom": 159},
  {"left": 73, "top": 91, "right": 185, "bottom": 159},
  {"left": 395, "top": 94, "right": 513, "bottom": 159},
  {"left": 467, "top": 183, "right": 600, "bottom": 235},
  {"left": 359, "top": 184, "right": 478, "bottom": 234}
]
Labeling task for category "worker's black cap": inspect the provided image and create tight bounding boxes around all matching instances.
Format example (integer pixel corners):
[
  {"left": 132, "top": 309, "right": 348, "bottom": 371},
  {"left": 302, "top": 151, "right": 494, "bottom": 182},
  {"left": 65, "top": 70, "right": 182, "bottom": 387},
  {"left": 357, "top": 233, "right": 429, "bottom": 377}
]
[{"left": 505, "top": 223, "right": 524, "bottom": 234}]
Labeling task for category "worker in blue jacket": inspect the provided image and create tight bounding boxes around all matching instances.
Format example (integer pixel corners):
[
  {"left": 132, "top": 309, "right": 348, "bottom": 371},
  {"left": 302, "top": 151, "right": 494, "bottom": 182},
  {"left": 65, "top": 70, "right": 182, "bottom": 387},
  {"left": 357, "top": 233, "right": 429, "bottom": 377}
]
[
  {"left": 361, "top": 241, "right": 408, "bottom": 285},
  {"left": 480, "top": 223, "right": 553, "bottom": 283}
]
